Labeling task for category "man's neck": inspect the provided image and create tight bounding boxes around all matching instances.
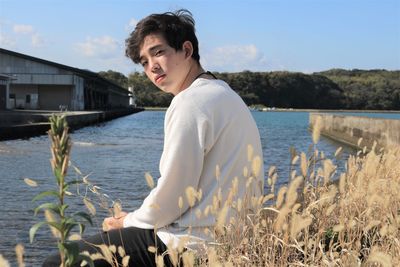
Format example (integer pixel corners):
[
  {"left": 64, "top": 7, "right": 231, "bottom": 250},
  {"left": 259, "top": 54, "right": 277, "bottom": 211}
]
[{"left": 175, "top": 62, "right": 204, "bottom": 96}]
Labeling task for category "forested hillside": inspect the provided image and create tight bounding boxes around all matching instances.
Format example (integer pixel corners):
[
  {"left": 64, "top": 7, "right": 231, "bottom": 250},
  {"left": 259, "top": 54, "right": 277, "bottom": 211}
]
[
  {"left": 317, "top": 69, "right": 400, "bottom": 110},
  {"left": 99, "top": 69, "right": 400, "bottom": 110}
]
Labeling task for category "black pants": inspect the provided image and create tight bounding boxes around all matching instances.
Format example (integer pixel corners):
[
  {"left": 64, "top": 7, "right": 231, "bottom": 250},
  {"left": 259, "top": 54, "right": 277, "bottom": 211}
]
[{"left": 42, "top": 227, "right": 174, "bottom": 267}]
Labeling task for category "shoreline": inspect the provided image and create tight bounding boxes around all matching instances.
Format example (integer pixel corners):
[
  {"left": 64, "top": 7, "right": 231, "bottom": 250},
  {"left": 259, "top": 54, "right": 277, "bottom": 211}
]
[
  {"left": 144, "top": 106, "right": 400, "bottom": 114},
  {"left": 144, "top": 107, "right": 168, "bottom": 111},
  {"left": 0, "top": 107, "right": 144, "bottom": 141},
  {"left": 251, "top": 107, "right": 400, "bottom": 113}
]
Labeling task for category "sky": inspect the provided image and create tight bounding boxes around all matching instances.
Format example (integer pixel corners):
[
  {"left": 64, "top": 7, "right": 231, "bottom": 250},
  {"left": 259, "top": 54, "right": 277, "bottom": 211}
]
[{"left": 0, "top": 0, "right": 399, "bottom": 76}]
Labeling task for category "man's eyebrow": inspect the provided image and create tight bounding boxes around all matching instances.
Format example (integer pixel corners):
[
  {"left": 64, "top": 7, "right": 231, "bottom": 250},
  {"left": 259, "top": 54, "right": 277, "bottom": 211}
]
[{"left": 149, "top": 44, "right": 163, "bottom": 52}]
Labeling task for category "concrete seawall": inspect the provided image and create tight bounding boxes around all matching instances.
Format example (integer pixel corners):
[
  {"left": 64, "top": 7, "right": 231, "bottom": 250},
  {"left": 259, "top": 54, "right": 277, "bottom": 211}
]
[
  {"left": 309, "top": 113, "right": 400, "bottom": 150},
  {"left": 0, "top": 107, "right": 144, "bottom": 140}
]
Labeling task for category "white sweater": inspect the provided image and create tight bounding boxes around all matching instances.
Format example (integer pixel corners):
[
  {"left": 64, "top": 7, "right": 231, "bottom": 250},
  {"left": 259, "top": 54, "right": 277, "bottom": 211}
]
[{"left": 124, "top": 78, "right": 264, "bottom": 251}]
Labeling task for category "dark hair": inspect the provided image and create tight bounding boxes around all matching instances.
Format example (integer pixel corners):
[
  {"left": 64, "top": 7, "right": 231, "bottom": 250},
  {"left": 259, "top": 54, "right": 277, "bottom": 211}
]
[{"left": 125, "top": 9, "right": 200, "bottom": 64}]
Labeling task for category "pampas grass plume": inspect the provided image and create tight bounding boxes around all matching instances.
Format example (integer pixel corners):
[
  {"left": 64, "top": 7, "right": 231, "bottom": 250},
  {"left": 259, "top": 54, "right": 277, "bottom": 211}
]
[
  {"left": 15, "top": 244, "right": 25, "bottom": 267},
  {"left": 122, "top": 255, "right": 130, "bottom": 267},
  {"left": 243, "top": 166, "right": 248, "bottom": 177},
  {"left": 83, "top": 197, "right": 96, "bottom": 216},
  {"left": 367, "top": 250, "right": 392, "bottom": 267},
  {"left": 216, "top": 205, "right": 229, "bottom": 234},
  {"left": 247, "top": 144, "right": 254, "bottom": 162},
  {"left": 252, "top": 156, "right": 262, "bottom": 177},
  {"left": 290, "top": 214, "right": 312, "bottom": 239},
  {"left": 156, "top": 255, "right": 164, "bottom": 267},
  {"left": 24, "top": 178, "right": 37, "bottom": 187},
  {"left": 97, "top": 244, "right": 113, "bottom": 264},
  {"left": 147, "top": 246, "right": 156, "bottom": 253},
  {"left": 300, "top": 152, "right": 308, "bottom": 177},
  {"left": 182, "top": 251, "right": 195, "bottom": 267},
  {"left": 68, "top": 234, "right": 81, "bottom": 241},
  {"left": 312, "top": 116, "right": 322, "bottom": 144},
  {"left": 291, "top": 155, "right": 299, "bottom": 165},
  {"left": 178, "top": 196, "right": 184, "bottom": 209},
  {"left": 118, "top": 246, "right": 126, "bottom": 257},
  {"left": 276, "top": 186, "right": 287, "bottom": 209},
  {"left": 334, "top": 147, "right": 343, "bottom": 158},
  {"left": 113, "top": 201, "right": 122, "bottom": 218},
  {"left": 0, "top": 255, "right": 10, "bottom": 267},
  {"left": 44, "top": 210, "right": 61, "bottom": 238},
  {"left": 145, "top": 172, "right": 155, "bottom": 189},
  {"left": 185, "top": 186, "right": 197, "bottom": 207}
]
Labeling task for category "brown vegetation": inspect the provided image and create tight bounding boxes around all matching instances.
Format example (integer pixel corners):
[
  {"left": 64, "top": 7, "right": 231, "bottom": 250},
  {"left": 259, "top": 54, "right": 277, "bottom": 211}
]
[{"left": 1, "top": 117, "right": 399, "bottom": 266}]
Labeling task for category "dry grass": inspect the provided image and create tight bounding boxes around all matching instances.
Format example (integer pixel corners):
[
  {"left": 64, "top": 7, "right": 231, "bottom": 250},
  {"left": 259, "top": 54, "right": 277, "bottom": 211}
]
[
  {"left": 183, "top": 142, "right": 400, "bottom": 266},
  {"left": 84, "top": 120, "right": 400, "bottom": 266},
  {"left": 3, "top": 128, "right": 400, "bottom": 267}
]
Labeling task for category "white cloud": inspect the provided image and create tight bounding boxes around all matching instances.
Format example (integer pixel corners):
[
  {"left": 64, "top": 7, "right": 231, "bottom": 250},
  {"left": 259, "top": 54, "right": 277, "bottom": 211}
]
[
  {"left": 13, "top": 24, "right": 34, "bottom": 34},
  {"left": 6, "top": 23, "right": 47, "bottom": 48},
  {"left": 0, "top": 32, "right": 16, "bottom": 48},
  {"left": 75, "top": 35, "right": 121, "bottom": 59},
  {"left": 201, "top": 44, "right": 268, "bottom": 72},
  {"left": 31, "top": 33, "right": 44, "bottom": 47},
  {"left": 126, "top": 17, "right": 138, "bottom": 32}
]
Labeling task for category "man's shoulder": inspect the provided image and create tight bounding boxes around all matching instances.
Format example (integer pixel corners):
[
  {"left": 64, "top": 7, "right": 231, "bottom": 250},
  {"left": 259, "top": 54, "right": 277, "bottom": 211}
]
[
  {"left": 166, "top": 78, "right": 254, "bottom": 138},
  {"left": 185, "top": 79, "right": 236, "bottom": 102},
  {"left": 168, "top": 78, "right": 244, "bottom": 117}
]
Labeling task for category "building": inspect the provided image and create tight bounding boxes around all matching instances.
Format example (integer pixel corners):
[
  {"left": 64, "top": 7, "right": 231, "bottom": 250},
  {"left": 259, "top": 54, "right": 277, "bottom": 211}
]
[
  {"left": 0, "top": 48, "right": 131, "bottom": 111},
  {"left": 0, "top": 74, "right": 13, "bottom": 110}
]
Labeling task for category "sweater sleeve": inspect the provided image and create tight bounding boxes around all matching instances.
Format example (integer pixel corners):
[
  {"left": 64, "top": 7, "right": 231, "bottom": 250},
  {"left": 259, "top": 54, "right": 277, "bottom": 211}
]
[{"left": 123, "top": 103, "right": 208, "bottom": 229}]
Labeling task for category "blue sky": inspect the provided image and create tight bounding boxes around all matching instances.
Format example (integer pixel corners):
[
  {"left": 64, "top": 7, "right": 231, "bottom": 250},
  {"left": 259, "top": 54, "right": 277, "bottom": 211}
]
[{"left": 0, "top": 0, "right": 399, "bottom": 75}]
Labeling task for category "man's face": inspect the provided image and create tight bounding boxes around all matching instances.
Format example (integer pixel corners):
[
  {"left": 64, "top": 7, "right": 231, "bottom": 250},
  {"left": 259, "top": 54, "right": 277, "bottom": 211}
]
[{"left": 139, "top": 33, "right": 189, "bottom": 95}]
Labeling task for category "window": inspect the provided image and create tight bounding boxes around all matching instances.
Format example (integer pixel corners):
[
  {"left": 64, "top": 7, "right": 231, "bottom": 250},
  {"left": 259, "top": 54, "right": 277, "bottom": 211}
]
[{"left": 26, "top": 94, "right": 31, "bottom": 103}]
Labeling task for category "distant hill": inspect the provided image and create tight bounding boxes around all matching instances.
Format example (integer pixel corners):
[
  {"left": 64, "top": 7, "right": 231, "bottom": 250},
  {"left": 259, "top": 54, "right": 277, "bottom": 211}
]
[
  {"left": 316, "top": 69, "right": 400, "bottom": 110},
  {"left": 100, "top": 69, "right": 400, "bottom": 110}
]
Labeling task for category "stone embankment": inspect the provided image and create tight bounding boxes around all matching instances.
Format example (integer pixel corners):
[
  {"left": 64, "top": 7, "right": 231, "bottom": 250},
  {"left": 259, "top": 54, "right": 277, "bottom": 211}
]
[
  {"left": 309, "top": 113, "right": 400, "bottom": 150},
  {"left": 0, "top": 107, "right": 144, "bottom": 140}
]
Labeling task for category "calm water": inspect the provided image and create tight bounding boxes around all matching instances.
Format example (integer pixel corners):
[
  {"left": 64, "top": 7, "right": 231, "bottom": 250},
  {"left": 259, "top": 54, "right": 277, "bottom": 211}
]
[{"left": 0, "top": 110, "right": 397, "bottom": 264}]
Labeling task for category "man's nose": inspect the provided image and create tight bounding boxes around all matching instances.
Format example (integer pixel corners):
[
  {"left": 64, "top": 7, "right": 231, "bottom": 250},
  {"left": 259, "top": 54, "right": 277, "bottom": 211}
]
[{"left": 150, "top": 59, "right": 160, "bottom": 72}]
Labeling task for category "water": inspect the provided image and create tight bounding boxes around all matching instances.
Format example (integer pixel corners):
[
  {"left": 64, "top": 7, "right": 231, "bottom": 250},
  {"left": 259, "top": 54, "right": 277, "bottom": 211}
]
[{"left": 0, "top": 110, "right": 395, "bottom": 264}]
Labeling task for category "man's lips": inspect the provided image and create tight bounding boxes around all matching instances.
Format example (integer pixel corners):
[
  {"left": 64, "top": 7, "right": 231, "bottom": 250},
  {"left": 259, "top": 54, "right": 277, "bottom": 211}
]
[{"left": 155, "top": 74, "right": 166, "bottom": 84}]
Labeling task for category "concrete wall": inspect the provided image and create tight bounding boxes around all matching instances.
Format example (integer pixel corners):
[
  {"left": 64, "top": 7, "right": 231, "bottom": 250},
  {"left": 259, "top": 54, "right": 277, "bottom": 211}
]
[
  {"left": 310, "top": 113, "right": 400, "bottom": 150},
  {"left": 1, "top": 52, "right": 85, "bottom": 111},
  {"left": 0, "top": 107, "right": 144, "bottom": 140},
  {"left": 8, "top": 75, "right": 84, "bottom": 111},
  {"left": 38, "top": 85, "right": 72, "bottom": 110},
  {"left": 9, "top": 84, "right": 38, "bottom": 109}
]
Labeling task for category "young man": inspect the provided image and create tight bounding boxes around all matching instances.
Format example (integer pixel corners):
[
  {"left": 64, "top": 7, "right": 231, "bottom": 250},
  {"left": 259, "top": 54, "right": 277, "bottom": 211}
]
[{"left": 44, "top": 9, "right": 264, "bottom": 267}]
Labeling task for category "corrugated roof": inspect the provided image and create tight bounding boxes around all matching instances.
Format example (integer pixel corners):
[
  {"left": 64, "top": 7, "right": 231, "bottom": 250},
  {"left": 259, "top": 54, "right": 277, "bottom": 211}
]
[{"left": 0, "top": 48, "right": 129, "bottom": 94}]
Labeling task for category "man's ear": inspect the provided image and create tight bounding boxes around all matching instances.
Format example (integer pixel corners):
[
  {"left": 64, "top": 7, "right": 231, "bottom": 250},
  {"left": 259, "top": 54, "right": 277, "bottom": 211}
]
[{"left": 182, "top": 41, "right": 193, "bottom": 59}]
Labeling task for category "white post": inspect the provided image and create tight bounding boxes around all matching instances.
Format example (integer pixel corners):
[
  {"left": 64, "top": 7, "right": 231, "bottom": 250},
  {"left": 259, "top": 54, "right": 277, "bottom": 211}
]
[{"left": 128, "top": 86, "right": 136, "bottom": 106}]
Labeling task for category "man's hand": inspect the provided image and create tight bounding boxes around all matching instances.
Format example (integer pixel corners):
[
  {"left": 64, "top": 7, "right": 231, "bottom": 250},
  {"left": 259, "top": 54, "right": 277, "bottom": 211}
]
[{"left": 102, "top": 211, "right": 128, "bottom": 231}]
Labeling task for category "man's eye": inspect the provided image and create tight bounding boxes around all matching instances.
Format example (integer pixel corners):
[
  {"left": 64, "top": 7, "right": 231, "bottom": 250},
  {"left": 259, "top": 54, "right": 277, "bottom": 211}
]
[
  {"left": 141, "top": 61, "right": 148, "bottom": 67},
  {"left": 155, "top": 50, "right": 163, "bottom": 56}
]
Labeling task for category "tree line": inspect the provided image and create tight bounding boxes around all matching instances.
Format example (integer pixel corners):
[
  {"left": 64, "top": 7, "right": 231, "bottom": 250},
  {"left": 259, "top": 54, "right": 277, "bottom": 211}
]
[{"left": 98, "top": 69, "right": 400, "bottom": 110}]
